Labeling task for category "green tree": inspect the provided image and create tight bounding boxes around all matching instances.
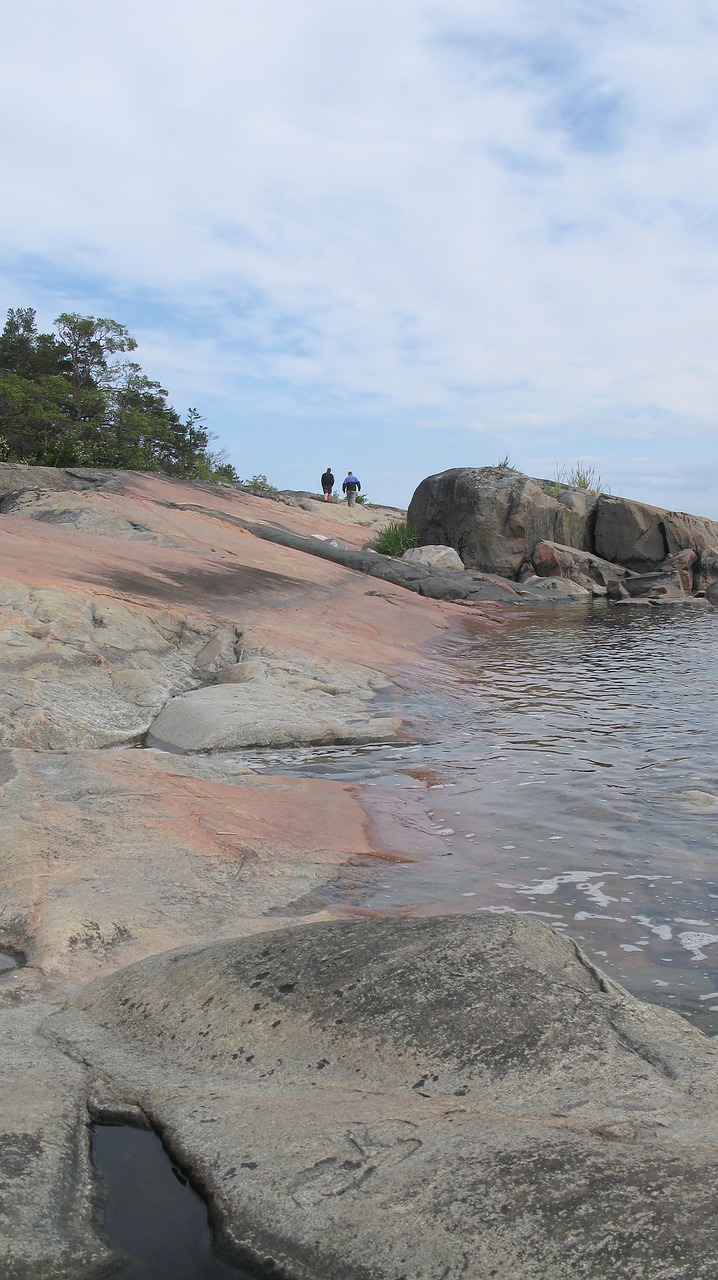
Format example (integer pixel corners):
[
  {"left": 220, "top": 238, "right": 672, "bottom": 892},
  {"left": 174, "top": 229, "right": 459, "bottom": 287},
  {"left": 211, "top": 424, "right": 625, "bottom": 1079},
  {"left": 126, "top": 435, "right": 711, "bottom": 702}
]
[
  {"left": 0, "top": 308, "right": 64, "bottom": 381},
  {"left": 0, "top": 306, "right": 238, "bottom": 482},
  {"left": 54, "top": 312, "right": 137, "bottom": 398}
]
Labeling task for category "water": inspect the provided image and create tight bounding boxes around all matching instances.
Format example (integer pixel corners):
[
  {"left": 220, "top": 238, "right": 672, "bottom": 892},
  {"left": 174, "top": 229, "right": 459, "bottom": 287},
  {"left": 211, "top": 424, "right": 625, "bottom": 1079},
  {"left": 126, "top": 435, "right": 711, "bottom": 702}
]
[
  {"left": 93, "top": 1124, "right": 253, "bottom": 1278},
  {"left": 230, "top": 601, "right": 718, "bottom": 1039}
]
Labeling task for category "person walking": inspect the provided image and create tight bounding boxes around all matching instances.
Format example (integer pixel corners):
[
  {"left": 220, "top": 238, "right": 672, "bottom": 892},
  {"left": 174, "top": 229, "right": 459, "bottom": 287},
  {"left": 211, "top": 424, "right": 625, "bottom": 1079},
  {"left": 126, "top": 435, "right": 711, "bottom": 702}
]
[
  {"left": 321, "top": 467, "right": 334, "bottom": 501},
  {"left": 342, "top": 471, "right": 361, "bottom": 507}
]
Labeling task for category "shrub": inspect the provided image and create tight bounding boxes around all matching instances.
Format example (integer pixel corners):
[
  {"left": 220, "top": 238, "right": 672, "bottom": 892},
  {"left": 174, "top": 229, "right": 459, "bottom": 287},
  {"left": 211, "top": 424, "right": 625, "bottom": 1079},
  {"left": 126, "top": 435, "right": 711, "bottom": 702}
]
[
  {"left": 373, "top": 520, "right": 419, "bottom": 557},
  {"left": 242, "top": 473, "right": 278, "bottom": 496}
]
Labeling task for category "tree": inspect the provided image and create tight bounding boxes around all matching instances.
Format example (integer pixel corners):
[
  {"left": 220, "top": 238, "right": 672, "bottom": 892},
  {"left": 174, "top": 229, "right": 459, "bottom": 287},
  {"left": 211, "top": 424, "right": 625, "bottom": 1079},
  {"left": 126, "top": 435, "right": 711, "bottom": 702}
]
[
  {"left": 0, "top": 308, "right": 63, "bottom": 380},
  {"left": 0, "top": 306, "right": 238, "bottom": 482},
  {"left": 54, "top": 313, "right": 137, "bottom": 398}
]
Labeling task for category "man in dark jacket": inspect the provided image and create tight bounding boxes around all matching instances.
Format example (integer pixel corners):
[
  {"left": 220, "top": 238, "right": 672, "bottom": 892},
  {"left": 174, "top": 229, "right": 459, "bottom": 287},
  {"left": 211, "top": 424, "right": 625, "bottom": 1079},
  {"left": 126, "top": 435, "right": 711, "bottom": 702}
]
[
  {"left": 342, "top": 471, "right": 361, "bottom": 507},
  {"left": 321, "top": 467, "right": 334, "bottom": 501}
]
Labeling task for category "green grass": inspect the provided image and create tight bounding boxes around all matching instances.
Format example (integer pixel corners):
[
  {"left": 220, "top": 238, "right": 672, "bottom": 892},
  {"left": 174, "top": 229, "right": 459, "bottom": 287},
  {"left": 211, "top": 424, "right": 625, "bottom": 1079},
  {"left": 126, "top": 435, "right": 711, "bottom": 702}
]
[
  {"left": 550, "top": 461, "right": 610, "bottom": 496},
  {"left": 373, "top": 520, "right": 419, "bottom": 556}
]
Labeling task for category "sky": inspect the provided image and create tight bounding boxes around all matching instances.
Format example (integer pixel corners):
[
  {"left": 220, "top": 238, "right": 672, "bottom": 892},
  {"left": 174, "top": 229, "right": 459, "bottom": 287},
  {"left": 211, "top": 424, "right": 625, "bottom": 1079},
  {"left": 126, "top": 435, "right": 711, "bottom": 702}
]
[{"left": 2, "top": 0, "right": 718, "bottom": 514}]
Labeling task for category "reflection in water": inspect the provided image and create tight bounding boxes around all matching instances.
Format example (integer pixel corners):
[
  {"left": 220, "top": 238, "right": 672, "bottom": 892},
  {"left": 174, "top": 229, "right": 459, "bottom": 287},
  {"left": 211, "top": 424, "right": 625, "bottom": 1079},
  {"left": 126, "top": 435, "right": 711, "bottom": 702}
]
[
  {"left": 93, "top": 1124, "right": 250, "bottom": 1279},
  {"left": 230, "top": 602, "right": 718, "bottom": 1039}
]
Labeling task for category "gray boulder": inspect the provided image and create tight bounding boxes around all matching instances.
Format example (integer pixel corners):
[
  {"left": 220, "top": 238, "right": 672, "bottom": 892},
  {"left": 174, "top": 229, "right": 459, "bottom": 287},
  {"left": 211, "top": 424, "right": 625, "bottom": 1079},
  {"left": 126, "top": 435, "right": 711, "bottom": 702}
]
[
  {"left": 408, "top": 468, "right": 718, "bottom": 592},
  {"left": 407, "top": 468, "right": 569, "bottom": 578},
  {"left": 402, "top": 544, "right": 465, "bottom": 572},
  {"left": 696, "top": 546, "right": 718, "bottom": 594},
  {"left": 519, "top": 574, "right": 592, "bottom": 600},
  {"left": 594, "top": 496, "right": 718, "bottom": 573}
]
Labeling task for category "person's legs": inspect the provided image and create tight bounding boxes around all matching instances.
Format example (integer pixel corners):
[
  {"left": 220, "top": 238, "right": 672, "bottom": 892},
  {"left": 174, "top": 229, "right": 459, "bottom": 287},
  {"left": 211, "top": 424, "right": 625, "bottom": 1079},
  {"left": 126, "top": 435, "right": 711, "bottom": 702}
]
[{"left": 347, "top": 490, "right": 355, "bottom": 506}]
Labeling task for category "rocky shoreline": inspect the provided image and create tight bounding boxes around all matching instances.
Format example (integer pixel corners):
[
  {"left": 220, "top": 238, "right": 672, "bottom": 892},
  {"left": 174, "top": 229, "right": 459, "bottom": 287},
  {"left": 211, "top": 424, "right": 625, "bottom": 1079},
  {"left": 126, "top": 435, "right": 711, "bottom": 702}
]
[{"left": 2, "top": 465, "right": 718, "bottom": 1279}]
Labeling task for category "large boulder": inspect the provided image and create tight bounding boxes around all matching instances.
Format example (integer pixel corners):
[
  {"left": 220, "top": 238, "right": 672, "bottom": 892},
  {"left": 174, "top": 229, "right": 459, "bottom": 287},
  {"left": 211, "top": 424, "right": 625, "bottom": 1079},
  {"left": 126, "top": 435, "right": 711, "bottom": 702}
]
[
  {"left": 407, "top": 468, "right": 578, "bottom": 578},
  {"left": 408, "top": 468, "right": 718, "bottom": 589},
  {"left": 594, "top": 496, "right": 718, "bottom": 573},
  {"left": 553, "top": 486, "right": 599, "bottom": 550}
]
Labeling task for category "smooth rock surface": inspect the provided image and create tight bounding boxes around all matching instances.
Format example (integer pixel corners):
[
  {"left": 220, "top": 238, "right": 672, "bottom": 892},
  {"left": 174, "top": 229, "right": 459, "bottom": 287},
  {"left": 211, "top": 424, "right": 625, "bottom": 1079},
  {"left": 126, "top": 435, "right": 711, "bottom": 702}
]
[
  {"left": 48, "top": 914, "right": 718, "bottom": 1280},
  {"left": 517, "top": 575, "right": 592, "bottom": 600},
  {"left": 402, "top": 544, "right": 465, "bottom": 572}
]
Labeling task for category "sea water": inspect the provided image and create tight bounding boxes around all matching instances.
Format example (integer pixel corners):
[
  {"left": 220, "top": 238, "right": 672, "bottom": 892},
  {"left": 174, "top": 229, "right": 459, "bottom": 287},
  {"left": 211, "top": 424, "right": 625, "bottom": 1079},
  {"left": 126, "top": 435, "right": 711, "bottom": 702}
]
[{"left": 237, "top": 600, "right": 718, "bottom": 1039}]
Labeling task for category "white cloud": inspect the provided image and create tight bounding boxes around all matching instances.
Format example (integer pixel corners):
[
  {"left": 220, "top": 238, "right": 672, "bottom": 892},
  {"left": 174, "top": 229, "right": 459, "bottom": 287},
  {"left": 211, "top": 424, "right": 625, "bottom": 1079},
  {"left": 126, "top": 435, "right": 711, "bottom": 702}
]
[{"left": 1, "top": 0, "right": 718, "bottom": 512}]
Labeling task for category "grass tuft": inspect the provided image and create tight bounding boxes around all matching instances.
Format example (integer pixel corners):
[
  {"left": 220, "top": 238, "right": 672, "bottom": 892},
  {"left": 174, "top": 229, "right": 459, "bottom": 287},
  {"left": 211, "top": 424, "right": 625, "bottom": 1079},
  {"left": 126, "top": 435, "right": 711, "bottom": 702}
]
[{"left": 373, "top": 520, "right": 419, "bottom": 556}]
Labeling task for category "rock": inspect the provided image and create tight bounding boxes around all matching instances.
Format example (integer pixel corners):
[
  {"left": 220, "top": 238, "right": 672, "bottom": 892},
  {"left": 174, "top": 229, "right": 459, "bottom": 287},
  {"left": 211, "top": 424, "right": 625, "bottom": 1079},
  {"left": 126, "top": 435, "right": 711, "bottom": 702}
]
[
  {"left": 519, "top": 575, "right": 592, "bottom": 600},
  {"left": 408, "top": 468, "right": 566, "bottom": 578},
  {"left": 621, "top": 570, "right": 685, "bottom": 600},
  {"left": 595, "top": 496, "right": 718, "bottom": 573},
  {"left": 663, "top": 548, "right": 698, "bottom": 593},
  {"left": 407, "top": 467, "right": 718, "bottom": 591},
  {"left": 402, "top": 545, "right": 465, "bottom": 572},
  {"left": 148, "top": 651, "right": 395, "bottom": 750},
  {"left": 696, "top": 547, "right": 718, "bottom": 594},
  {"left": 0, "top": 462, "right": 123, "bottom": 498},
  {"left": 48, "top": 915, "right": 718, "bottom": 1280},
  {"left": 530, "top": 541, "right": 631, "bottom": 592},
  {"left": 680, "top": 790, "right": 718, "bottom": 811},
  {"left": 553, "top": 486, "right": 598, "bottom": 549},
  {"left": 0, "top": 989, "right": 117, "bottom": 1280},
  {"left": 0, "top": 581, "right": 242, "bottom": 750}
]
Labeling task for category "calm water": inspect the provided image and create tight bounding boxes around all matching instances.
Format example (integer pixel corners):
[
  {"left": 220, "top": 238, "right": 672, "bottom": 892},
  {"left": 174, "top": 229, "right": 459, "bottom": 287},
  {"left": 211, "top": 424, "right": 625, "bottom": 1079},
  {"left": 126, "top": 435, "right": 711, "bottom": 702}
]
[
  {"left": 236, "top": 600, "right": 718, "bottom": 1039},
  {"left": 93, "top": 1124, "right": 252, "bottom": 1279}
]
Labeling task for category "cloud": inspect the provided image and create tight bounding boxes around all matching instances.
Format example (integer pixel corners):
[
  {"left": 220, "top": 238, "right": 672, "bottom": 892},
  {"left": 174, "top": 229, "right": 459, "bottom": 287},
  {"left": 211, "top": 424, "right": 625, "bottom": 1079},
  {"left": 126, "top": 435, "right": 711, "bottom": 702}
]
[{"left": 1, "top": 1, "right": 718, "bottom": 513}]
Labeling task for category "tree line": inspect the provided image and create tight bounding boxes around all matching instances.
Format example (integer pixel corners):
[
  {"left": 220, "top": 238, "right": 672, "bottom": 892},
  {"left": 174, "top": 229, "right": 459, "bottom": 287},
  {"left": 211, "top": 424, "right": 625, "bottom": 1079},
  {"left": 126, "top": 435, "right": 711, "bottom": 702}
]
[{"left": 0, "top": 307, "right": 238, "bottom": 481}]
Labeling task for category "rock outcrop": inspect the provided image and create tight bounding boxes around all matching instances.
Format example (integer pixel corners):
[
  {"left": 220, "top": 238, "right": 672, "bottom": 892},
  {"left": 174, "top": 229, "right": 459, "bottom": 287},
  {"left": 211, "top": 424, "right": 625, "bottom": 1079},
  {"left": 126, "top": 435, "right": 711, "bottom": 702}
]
[
  {"left": 408, "top": 466, "right": 718, "bottom": 600},
  {"left": 48, "top": 914, "right": 718, "bottom": 1280}
]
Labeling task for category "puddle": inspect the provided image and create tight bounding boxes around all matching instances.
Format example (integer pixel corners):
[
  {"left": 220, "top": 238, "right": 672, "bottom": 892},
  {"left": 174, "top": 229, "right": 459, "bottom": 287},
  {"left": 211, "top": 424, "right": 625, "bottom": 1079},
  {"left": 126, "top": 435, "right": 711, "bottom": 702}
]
[
  {"left": 0, "top": 953, "right": 19, "bottom": 974},
  {"left": 93, "top": 1124, "right": 254, "bottom": 1278}
]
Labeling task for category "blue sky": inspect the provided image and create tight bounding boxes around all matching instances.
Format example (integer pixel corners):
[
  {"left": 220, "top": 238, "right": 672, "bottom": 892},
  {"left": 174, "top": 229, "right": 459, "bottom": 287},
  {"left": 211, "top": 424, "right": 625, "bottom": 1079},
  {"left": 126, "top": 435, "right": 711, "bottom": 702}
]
[{"left": 2, "top": 0, "right": 718, "bottom": 514}]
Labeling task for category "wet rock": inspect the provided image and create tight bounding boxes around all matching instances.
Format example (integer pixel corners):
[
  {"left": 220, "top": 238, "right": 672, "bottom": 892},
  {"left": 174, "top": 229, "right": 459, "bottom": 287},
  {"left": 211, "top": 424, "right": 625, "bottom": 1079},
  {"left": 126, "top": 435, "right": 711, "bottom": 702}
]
[{"left": 49, "top": 915, "right": 718, "bottom": 1280}]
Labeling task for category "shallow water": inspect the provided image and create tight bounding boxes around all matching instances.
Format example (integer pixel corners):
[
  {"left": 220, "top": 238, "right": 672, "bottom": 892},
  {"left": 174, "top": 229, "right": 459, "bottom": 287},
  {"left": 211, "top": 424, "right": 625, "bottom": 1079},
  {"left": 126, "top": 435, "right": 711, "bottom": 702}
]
[
  {"left": 231, "top": 601, "right": 718, "bottom": 1039},
  {"left": 93, "top": 1124, "right": 251, "bottom": 1278}
]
